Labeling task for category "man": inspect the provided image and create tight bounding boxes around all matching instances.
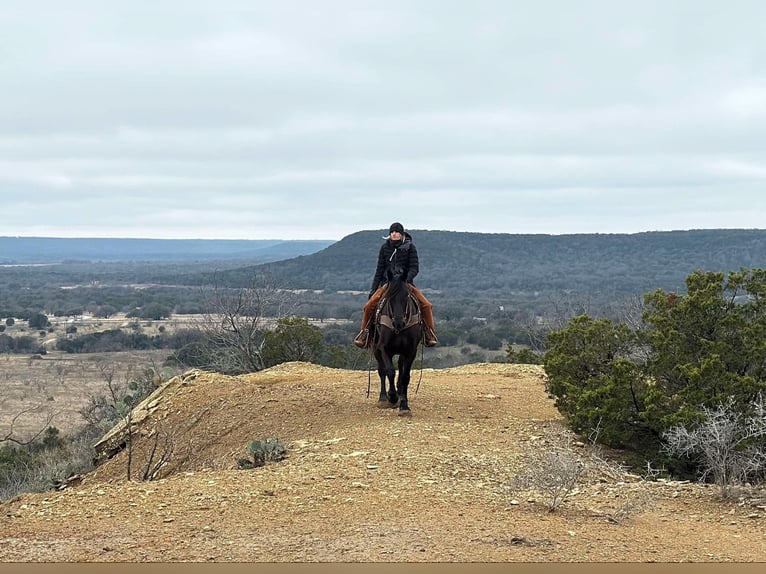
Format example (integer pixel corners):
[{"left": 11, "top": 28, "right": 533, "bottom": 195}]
[{"left": 353, "top": 222, "right": 438, "bottom": 348}]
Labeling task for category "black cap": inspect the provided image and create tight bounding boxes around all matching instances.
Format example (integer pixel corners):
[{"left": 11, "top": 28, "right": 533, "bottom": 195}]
[{"left": 389, "top": 222, "right": 404, "bottom": 234}]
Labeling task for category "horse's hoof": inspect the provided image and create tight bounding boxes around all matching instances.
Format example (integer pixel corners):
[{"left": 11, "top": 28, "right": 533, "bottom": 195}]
[
  {"left": 377, "top": 400, "right": 391, "bottom": 409},
  {"left": 397, "top": 408, "right": 412, "bottom": 417}
]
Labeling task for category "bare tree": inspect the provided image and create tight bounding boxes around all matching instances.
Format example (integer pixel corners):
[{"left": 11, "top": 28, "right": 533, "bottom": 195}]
[
  {"left": 78, "top": 360, "right": 133, "bottom": 428},
  {"left": 520, "top": 292, "right": 593, "bottom": 354},
  {"left": 663, "top": 394, "right": 766, "bottom": 498},
  {"left": 509, "top": 424, "right": 657, "bottom": 520},
  {"left": 509, "top": 427, "right": 586, "bottom": 511},
  {"left": 1, "top": 405, "right": 57, "bottom": 446},
  {"left": 189, "top": 273, "right": 298, "bottom": 375},
  {"left": 521, "top": 291, "right": 648, "bottom": 357},
  {"left": 49, "top": 363, "right": 69, "bottom": 387},
  {"left": 130, "top": 423, "right": 175, "bottom": 481}
]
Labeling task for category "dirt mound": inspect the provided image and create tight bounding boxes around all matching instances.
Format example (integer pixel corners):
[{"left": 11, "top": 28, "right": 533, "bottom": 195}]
[
  {"left": 89, "top": 362, "right": 555, "bottom": 481},
  {"left": 1, "top": 362, "right": 765, "bottom": 562}
]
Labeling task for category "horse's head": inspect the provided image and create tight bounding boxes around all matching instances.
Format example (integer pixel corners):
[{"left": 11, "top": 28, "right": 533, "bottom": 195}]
[
  {"left": 386, "top": 266, "right": 405, "bottom": 284},
  {"left": 386, "top": 275, "right": 409, "bottom": 332}
]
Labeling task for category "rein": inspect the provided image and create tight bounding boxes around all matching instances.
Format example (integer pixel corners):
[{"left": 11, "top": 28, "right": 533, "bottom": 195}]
[
  {"left": 365, "top": 327, "right": 380, "bottom": 399},
  {"left": 366, "top": 361, "right": 372, "bottom": 398},
  {"left": 415, "top": 335, "right": 425, "bottom": 394}
]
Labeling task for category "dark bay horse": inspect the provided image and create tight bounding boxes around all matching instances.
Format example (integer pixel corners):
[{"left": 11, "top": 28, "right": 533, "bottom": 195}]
[{"left": 372, "top": 274, "right": 423, "bottom": 416}]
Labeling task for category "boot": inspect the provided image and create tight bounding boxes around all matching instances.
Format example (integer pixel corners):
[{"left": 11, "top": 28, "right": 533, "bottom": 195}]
[
  {"left": 353, "top": 328, "right": 369, "bottom": 349},
  {"left": 424, "top": 326, "right": 438, "bottom": 347}
]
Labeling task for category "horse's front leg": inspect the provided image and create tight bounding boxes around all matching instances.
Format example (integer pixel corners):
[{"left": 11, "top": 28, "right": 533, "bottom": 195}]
[
  {"left": 375, "top": 350, "right": 399, "bottom": 408},
  {"left": 396, "top": 354, "right": 414, "bottom": 416}
]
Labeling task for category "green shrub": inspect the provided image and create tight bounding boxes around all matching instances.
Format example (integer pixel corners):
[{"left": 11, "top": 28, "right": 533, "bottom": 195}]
[
  {"left": 237, "top": 437, "right": 287, "bottom": 469},
  {"left": 543, "top": 269, "right": 766, "bottom": 479},
  {"left": 0, "top": 427, "right": 97, "bottom": 501}
]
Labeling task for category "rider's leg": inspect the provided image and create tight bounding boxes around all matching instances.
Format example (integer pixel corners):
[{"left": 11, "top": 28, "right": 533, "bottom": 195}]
[
  {"left": 354, "top": 287, "right": 385, "bottom": 348},
  {"left": 408, "top": 286, "right": 438, "bottom": 347}
]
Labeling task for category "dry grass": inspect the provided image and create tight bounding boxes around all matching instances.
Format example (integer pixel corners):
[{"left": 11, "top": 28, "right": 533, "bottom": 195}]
[{"left": 0, "top": 350, "right": 179, "bottom": 439}]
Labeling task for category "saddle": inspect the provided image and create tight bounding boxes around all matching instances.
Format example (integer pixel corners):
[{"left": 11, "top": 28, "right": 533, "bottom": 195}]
[{"left": 375, "top": 291, "right": 421, "bottom": 333}]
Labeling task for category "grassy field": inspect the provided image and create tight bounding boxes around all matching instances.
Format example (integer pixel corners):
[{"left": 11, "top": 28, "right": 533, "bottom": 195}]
[{"left": 0, "top": 349, "right": 181, "bottom": 441}]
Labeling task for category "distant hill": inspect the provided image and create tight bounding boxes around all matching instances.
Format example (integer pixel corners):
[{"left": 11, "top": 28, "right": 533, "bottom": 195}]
[
  {"left": 212, "top": 228, "right": 766, "bottom": 302},
  {"left": 0, "top": 237, "right": 334, "bottom": 264},
  {"left": 5, "top": 229, "right": 765, "bottom": 311}
]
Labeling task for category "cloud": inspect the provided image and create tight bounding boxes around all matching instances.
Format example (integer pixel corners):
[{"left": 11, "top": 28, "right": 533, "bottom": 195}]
[{"left": 1, "top": 1, "right": 765, "bottom": 239}]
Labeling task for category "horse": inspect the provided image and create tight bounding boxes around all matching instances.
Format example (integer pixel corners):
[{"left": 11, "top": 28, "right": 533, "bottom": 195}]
[{"left": 371, "top": 273, "right": 423, "bottom": 416}]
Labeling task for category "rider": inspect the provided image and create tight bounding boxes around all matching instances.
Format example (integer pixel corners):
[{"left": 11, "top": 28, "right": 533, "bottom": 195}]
[{"left": 353, "top": 222, "right": 438, "bottom": 349}]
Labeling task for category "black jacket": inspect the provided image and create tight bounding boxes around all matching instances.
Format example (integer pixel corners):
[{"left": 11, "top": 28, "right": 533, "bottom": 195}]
[{"left": 370, "top": 231, "right": 419, "bottom": 296}]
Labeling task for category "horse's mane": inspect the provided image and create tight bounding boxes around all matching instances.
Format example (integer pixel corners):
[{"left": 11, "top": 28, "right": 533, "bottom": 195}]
[
  {"left": 378, "top": 275, "right": 420, "bottom": 336},
  {"left": 386, "top": 276, "right": 409, "bottom": 319}
]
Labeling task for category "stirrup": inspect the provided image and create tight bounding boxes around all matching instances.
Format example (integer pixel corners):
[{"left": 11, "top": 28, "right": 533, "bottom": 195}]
[
  {"left": 424, "top": 328, "right": 438, "bottom": 347},
  {"left": 353, "top": 329, "right": 369, "bottom": 349}
]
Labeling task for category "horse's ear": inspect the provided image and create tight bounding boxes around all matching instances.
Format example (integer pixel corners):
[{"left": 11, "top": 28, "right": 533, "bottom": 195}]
[{"left": 390, "top": 268, "right": 404, "bottom": 282}]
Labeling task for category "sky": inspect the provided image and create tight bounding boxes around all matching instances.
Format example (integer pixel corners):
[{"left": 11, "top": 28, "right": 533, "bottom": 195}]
[{"left": 1, "top": 0, "right": 765, "bottom": 241}]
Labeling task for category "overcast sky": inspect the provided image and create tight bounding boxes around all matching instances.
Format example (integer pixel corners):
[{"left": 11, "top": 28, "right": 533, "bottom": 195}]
[{"left": 1, "top": 1, "right": 765, "bottom": 240}]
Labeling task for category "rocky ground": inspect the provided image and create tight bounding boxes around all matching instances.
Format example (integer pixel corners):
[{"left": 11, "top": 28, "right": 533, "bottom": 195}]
[{"left": 2, "top": 362, "right": 766, "bottom": 562}]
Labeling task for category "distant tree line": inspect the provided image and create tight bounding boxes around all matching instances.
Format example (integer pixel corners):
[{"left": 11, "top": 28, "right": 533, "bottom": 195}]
[
  {"left": 7, "top": 228, "right": 766, "bottom": 326},
  {"left": 55, "top": 329, "right": 197, "bottom": 354},
  {"left": 0, "top": 334, "right": 41, "bottom": 354}
]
